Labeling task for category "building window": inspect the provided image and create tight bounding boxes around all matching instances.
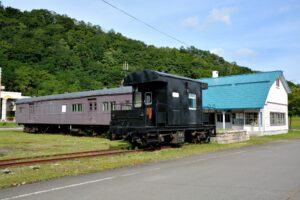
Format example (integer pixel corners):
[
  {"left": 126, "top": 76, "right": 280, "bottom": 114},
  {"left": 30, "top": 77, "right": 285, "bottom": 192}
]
[
  {"left": 188, "top": 93, "right": 197, "bottom": 110},
  {"left": 276, "top": 79, "right": 280, "bottom": 87},
  {"left": 232, "top": 113, "right": 244, "bottom": 125},
  {"left": 245, "top": 112, "right": 258, "bottom": 125},
  {"left": 61, "top": 105, "right": 67, "bottom": 113},
  {"left": 217, "top": 113, "right": 231, "bottom": 123},
  {"left": 72, "top": 104, "right": 82, "bottom": 112},
  {"left": 270, "top": 112, "right": 286, "bottom": 126}
]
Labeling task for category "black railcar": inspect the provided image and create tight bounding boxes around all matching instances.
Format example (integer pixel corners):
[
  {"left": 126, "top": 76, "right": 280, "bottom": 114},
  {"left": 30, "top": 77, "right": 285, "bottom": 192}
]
[{"left": 109, "top": 70, "right": 215, "bottom": 147}]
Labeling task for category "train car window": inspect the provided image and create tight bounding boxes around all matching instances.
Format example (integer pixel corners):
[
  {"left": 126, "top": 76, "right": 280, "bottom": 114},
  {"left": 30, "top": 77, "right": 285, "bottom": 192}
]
[
  {"left": 134, "top": 92, "right": 142, "bottom": 108},
  {"left": 188, "top": 93, "right": 197, "bottom": 110},
  {"left": 72, "top": 103, "right": 82, "bottom": 112},
  {"left": 29, "top": 105, "right": 34, "bottom": 113},
  {"left": 89, "top": 102, "right": 97, "bottom": 111},
  {"left": 172, "top": 92, "right": 179, "bottom": 98},
  {"left": 144, "top": 92, "right": 152, "bottom": 105},
  {"left": 110, "top": 101, "right": 116, "bottom": 111},
  {"left": 18, "top": 107, "right": 23, "bottom": 113},
  {"left": 61, "top": 105, "right": 67, "bottom": 113},
  {"left": 122, "top": 100, "right": 131, "bottom": 110},
  {"left": 78, "top": 104, "right": 82, "bottom": 112},
  {"left": 102, "top": 102, "right": 109, "bottom": 111}
]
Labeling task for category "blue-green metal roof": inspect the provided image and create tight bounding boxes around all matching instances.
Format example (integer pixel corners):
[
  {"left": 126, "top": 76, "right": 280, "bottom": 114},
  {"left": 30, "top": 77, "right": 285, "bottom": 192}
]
[{"left": 199, "top": 71, "right": 290, "bottom": 110}]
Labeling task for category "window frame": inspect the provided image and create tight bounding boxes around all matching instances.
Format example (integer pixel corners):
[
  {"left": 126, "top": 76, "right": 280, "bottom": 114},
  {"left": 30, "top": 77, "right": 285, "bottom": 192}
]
[
  {"left": 188, "top": 93, "right": 197, "bottom": 110},
  {"left": 134, "top": 91, "right": 142, "bottom": 108},
  {"left": 245, "top": 112, "right": 258, "bottom": 125},
  {"left": 172, "top": 92, "right": 179, "bottom": 98},
  {"left": 144, "top": 92, "right": 152, "bottom": 105},
  {"left": 61, "top": 105, "right": 67, "bottom": 113},
  {"left": 72, "top": 103, "right": 83, "bottom": 112},
  {"left": 270, "top": 112, "right": 286, "bottom": 126}
]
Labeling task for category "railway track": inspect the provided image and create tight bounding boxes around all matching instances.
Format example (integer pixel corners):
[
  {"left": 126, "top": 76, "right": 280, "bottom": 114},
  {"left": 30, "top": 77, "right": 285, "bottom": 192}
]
[{"left": 0, "top": 149, "right": 141, "bottom": 168}]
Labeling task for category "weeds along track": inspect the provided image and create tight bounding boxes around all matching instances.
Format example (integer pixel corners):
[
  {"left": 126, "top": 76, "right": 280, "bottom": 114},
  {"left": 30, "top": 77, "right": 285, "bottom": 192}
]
[{"left": 0, "top": 149, "right": 142, "bottom": 168}]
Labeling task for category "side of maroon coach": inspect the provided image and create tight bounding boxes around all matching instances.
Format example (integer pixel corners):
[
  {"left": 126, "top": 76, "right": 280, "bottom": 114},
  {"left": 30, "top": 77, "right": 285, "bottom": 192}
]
[{"left": 16, "top": 87, "right": 132, "bottom": 134}]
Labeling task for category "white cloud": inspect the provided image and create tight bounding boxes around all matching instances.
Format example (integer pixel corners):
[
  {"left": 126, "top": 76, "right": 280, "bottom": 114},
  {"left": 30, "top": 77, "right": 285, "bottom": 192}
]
[
  {"left": 181, "top": 16, "right": 199, "bottom": 29},
  {"left": 208, "top": 7, "right": 236, "bottom": 25},
  {"left": 210, "top": 48, "right": 225, "bottom": 56},
  {"left": 181, "top": 7, "right": 236, "bottom": 31},
  {"left": 235, "top": 48, "right": 257, "bottom": 57}
]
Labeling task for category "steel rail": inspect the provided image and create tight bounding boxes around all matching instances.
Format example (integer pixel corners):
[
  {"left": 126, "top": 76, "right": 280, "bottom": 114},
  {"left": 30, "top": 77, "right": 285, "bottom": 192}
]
[{"left": 0, "top": 149, "right": 140, "bottom": 168}]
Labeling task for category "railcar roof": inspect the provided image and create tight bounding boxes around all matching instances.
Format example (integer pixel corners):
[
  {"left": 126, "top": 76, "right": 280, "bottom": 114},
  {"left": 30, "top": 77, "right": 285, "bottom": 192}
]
[
  {"left": 123, "top": 70, "right": 206, "bottom": 86},
  {"left": 16, "top": 86, "right": 132, "bottom": 104}
]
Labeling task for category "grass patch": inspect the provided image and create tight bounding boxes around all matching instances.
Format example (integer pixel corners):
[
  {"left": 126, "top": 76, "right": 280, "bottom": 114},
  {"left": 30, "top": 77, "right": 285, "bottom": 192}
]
[
  {"left": 0, "top": 122, "right": 21, "bottom": 128},
  {"left": 290, "top": 116, "right": 300, "bottom": 129},
  {"left": 0, "top": 131, "right": 128, "bottom": 160},
  {"left": 1, "top": 130, "right": 300, "bottom": 188}
]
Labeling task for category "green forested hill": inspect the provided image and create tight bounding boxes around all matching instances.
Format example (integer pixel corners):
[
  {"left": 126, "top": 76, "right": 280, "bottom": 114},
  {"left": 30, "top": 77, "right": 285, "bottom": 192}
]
[{"left": 0, "top": 3, "right": 253, "bottom": 96}]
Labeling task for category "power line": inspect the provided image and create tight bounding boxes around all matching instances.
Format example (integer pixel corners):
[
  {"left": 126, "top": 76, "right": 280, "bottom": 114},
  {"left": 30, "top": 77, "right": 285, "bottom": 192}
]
[{"left": 100, "top": 0, "right": 190, "bottom": 47}]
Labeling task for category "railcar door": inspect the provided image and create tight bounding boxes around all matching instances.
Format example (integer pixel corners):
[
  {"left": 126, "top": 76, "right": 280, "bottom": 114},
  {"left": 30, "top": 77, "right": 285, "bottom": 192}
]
[
  {"left": 87, "top": 99, "right": 97, "bottom": 123},
  {"left": 144, "top": 92, "right": 154, "bottom": 126}
]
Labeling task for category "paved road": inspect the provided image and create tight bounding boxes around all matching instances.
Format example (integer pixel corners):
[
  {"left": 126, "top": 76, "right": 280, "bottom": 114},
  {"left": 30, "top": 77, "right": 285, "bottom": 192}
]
[{"left": 1, "top": 140, "right": 300, "bottom": 200}]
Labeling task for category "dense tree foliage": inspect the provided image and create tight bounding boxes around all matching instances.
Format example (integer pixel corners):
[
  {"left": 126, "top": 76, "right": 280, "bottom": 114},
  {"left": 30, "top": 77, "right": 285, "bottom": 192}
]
[
  {"left": 1, "top": 3, "right": 254, "bottom": 96},
  {"left": 288, "top": 82, "right": 300, "bottom": 126}
]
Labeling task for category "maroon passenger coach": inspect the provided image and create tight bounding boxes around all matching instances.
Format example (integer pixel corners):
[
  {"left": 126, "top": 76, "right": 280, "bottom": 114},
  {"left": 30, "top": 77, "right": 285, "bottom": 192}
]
[{"left": 16, "top": 87, "right": 132, "bottom": 134}]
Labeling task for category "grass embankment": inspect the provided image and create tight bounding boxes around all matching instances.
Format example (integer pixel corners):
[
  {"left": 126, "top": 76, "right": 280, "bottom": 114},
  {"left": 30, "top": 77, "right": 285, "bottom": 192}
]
[
  {"left": 290, "top": 116, "right": 300, "bottom": 129},
  {"left": 0, "top": 122, "right": 21, "bottom": 128},
  {"left": 1, "top": 130, "right": 300, "bottom": 188}
]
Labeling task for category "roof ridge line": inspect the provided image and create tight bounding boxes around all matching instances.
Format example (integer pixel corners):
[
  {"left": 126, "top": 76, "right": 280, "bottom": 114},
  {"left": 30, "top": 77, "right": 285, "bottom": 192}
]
[{"left": 200, "top": 70, "right": 282, "bottom": 80}]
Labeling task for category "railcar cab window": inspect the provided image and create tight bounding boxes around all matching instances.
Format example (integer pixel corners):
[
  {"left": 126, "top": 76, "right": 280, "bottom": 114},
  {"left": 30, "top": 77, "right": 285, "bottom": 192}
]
[
  {"left": 134, "top": 90, "right": 142, "bottom": 108},
  {"left": 144, "top": 92, "right": 152, "bottom": 105},
  {"left": 188, "top": 93, "right": 197, "bottom": 110},
  {"left": 172, "top": 92, "right": 179, "bottom": 98}
]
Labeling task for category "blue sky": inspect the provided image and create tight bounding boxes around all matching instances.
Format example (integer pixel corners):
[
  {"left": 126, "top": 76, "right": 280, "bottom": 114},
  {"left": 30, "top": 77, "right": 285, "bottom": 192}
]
[{"left": 2, "top": 0, "right": 300, "bottom": 83}]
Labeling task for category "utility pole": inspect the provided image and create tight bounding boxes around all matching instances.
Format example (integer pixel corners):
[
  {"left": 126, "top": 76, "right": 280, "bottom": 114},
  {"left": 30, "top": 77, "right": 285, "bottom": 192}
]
[
  {"left": 123, "top": 61, "right": 129, "bottom": 71},
  {"left": 122, "top": 61, "right": 129, "bottom": 77}
]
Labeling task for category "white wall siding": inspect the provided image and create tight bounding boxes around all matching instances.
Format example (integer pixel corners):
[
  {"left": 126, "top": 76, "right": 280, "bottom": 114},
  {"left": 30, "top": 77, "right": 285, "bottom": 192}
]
[{"left": 262, "top": 79, "right": 288, "bottom": 134}]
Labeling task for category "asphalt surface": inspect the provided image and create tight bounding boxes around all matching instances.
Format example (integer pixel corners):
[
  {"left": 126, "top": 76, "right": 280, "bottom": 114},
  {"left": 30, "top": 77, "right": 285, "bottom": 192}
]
[{"left": 1, "top": 140, "right": 300, "bottom": 200}]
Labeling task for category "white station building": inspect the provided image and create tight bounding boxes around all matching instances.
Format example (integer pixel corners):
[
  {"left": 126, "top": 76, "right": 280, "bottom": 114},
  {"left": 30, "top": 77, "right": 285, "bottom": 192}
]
[{"left": 200, "top": 71, "right": 291, "bottom": 135}]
